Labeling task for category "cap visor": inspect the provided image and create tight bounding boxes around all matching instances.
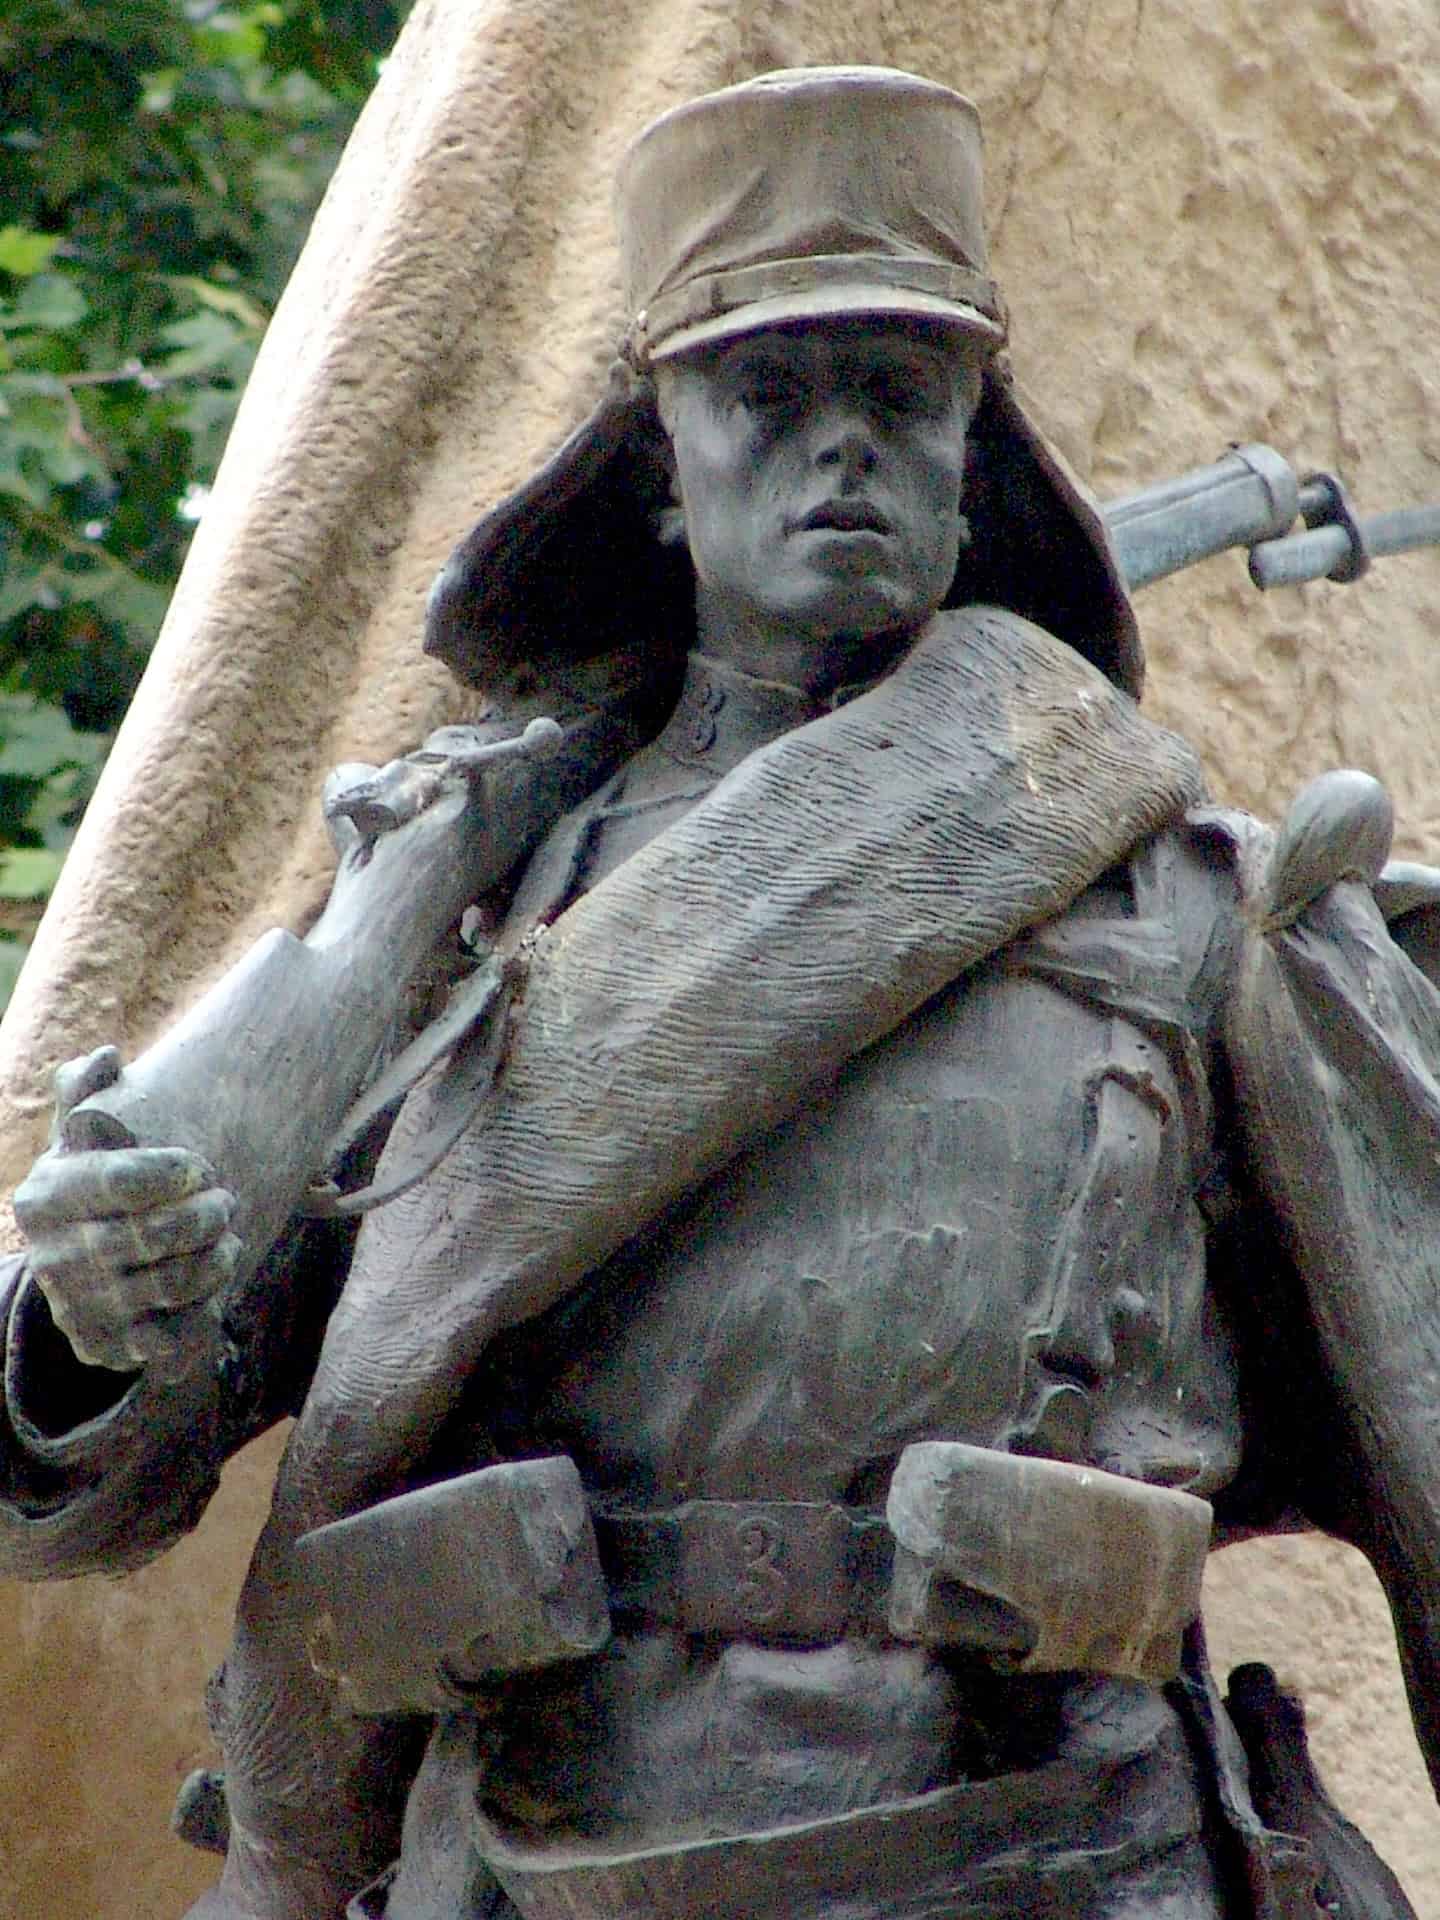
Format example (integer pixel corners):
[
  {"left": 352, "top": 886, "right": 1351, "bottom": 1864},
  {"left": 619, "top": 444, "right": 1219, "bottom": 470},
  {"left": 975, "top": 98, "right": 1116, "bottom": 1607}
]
[{"left": 648, "top": 286, "right": 1004, "bottom": 361}]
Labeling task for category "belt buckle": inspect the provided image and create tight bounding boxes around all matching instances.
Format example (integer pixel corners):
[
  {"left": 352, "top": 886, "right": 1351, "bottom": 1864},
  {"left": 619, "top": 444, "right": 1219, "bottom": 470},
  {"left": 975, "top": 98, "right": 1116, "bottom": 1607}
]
[{"left": 678, "top": 1500, "right": 851, "bottom": 1642}]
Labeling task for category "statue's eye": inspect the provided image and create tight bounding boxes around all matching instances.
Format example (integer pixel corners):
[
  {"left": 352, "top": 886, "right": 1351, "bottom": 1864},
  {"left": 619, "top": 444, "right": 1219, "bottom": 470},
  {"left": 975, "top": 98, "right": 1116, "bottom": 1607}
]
[
  {"left": 867, "top": 372, "right": 933, "bottom": 415},
  {"left": 739, "top": 378, "right": 793, "bottom": 414}
]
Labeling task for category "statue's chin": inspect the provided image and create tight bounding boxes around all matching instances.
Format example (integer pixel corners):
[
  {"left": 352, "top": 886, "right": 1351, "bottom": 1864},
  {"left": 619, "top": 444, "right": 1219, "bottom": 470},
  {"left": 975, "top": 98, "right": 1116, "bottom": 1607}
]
[
  {"left": 751, "top": 579, "right": 942, "bottom": 660},
  {"left": 795, "top": 548, "right": 956, "bottom": 639}
]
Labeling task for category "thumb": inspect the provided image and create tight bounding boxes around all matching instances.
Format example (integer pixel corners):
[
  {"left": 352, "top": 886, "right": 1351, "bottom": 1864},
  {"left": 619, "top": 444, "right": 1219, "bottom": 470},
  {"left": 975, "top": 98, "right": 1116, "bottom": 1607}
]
[{"left": 50, "top": 1045, "right": 123, "bottom": 1142}]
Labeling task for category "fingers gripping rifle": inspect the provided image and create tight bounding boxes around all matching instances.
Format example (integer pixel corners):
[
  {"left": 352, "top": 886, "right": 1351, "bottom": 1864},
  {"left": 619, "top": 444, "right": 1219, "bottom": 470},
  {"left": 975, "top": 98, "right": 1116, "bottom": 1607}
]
[{"left": 1103, "top": 440, "right": 1440, "bottom": 593}]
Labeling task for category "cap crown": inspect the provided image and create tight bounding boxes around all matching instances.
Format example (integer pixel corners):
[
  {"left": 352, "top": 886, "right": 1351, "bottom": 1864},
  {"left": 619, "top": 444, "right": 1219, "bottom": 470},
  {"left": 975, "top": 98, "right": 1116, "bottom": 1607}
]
[{"left": 618, "top": 67, "right": 1005, "bottom": 362}]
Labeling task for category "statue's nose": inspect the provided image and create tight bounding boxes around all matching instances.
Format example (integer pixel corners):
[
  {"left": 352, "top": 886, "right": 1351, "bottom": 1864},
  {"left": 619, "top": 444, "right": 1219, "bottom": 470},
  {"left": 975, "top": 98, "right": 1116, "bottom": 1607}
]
[{"left": 815, "top": 419, "right": 879, "bottom": 480}]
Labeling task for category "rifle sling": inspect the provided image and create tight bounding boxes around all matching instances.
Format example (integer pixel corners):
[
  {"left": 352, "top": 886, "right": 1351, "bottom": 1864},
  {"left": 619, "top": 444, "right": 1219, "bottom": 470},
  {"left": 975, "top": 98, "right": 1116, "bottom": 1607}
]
[{"left": 303, "top": 956, "right": 513, "bottom": 1218}]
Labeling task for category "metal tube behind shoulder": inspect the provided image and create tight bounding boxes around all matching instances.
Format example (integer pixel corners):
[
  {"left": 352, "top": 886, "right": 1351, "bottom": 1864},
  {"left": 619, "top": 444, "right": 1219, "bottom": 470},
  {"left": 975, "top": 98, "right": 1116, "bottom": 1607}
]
[{"left": 1104, "top": 444, "right": 1298, "bottom": 591}]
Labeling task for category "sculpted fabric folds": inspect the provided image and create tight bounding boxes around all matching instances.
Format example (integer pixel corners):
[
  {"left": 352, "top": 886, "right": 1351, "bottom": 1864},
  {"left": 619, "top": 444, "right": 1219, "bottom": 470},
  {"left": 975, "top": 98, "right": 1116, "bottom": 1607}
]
[
  {"left": 295, "top": 606, "right": 1203, "bottom": 1504},
  {"left": 202, "top": 606, "right": 1203, "bottom": 1905}
]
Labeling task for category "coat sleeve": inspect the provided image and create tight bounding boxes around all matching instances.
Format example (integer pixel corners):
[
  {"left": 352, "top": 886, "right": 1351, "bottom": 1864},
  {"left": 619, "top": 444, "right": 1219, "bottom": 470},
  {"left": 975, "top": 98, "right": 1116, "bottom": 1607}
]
[
  {"left": 0, "top": 1210, "right": 352, "bottom": 1579},
  {"left": 1220, "top": 778, "right": 1440, "bottom": 1802}
]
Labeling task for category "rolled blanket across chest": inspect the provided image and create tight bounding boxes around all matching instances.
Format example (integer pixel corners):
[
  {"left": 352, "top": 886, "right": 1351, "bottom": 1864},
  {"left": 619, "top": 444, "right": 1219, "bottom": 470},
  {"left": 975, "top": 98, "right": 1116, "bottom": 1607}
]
[{"left": 281, "top": 604, "right": 1205, "bottom": 1515}]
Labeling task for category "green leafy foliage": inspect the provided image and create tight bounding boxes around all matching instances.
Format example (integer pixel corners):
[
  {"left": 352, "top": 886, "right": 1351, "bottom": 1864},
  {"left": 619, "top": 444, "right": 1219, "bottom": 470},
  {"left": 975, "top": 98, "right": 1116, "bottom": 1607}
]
[{"left": 0, "top": 0, "right": 410, "bottom": 1005}]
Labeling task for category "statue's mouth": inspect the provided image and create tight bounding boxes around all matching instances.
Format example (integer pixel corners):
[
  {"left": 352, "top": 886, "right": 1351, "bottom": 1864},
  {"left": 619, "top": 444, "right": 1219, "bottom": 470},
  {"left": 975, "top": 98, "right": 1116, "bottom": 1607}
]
[{"left": 795, "top": 500, "right": 892, "bottom": 535}]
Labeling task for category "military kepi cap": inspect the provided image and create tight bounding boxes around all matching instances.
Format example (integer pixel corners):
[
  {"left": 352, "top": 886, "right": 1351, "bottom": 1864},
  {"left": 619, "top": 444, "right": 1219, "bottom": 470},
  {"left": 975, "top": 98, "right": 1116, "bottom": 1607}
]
[{"left": 618, "top": 67, "right": 1007, "bottom": 365}]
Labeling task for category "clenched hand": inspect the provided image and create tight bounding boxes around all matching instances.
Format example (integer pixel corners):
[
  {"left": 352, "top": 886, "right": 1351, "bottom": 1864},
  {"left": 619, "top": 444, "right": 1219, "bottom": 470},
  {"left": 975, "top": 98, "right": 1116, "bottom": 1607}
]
[{"left": 14, "top": 1047, "right": 240, "bottom": 1372}]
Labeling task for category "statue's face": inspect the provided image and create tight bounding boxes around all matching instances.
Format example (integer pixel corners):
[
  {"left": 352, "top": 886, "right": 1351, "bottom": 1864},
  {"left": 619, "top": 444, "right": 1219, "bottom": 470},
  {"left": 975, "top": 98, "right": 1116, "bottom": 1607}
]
[{"left": 657, "top": 320, "right": 979, "bottom": 655}]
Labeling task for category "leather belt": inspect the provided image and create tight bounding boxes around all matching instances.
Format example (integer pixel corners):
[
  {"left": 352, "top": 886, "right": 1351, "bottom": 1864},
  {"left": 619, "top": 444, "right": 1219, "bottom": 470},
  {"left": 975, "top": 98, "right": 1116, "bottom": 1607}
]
[{"left": 593, "top": 1498, "right": 894, "bottom": 1645}]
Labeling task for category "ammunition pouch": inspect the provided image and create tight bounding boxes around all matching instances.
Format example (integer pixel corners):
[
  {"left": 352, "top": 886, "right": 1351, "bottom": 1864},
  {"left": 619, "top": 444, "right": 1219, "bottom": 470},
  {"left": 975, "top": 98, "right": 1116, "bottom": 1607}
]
[{"left": 293, "top": 1456, "right": 610, "bottom": 1716}]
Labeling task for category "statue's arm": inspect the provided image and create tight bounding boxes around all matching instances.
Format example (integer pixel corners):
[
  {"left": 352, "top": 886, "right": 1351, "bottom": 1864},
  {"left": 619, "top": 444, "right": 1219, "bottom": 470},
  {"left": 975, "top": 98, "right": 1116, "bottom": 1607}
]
[
  {"left": 0, "top": 1207, "right": 351, "bottom": 1580},
  {"left": 1219, "top": 776, "right": 1440, "bottom": 1799}
]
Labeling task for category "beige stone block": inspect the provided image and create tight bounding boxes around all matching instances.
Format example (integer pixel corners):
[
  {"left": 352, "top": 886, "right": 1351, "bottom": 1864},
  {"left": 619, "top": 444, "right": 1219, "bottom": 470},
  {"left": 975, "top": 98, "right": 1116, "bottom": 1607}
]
[{"left": 1, "top": 0, "right": 1438, "bottom": 1910}]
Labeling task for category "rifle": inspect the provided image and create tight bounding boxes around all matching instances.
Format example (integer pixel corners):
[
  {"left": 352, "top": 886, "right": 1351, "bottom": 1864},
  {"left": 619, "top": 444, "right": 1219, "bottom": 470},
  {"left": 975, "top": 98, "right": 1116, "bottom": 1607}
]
[
  {"left": 56, "top": 443, "right": 1440, "bottom": 1313},
  {"left": 55, "top": 686, "right": 655, "bottom": 1311}
]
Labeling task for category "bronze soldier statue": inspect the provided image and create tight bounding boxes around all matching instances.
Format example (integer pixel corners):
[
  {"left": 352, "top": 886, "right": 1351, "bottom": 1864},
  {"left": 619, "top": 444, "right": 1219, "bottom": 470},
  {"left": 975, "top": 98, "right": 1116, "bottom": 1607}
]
[{"left": 2, "top": 66, "right": 1438, "bottom": 1920}]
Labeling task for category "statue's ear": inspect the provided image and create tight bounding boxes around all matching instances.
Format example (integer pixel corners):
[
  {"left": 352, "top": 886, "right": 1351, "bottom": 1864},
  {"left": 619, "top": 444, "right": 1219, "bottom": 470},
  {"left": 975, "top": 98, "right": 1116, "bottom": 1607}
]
[
  {"left": 650, "top": 427, "right": 686, "bottom": 549},
  {"left": 655, "top": 504, "right": 688, "bottom": 549}
]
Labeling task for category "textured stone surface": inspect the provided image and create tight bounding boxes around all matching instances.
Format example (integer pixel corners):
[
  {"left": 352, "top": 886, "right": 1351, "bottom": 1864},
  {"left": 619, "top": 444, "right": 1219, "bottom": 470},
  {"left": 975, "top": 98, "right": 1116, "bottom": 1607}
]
[{"left": 0, "top": 0, "right": 1438, "bottom": 1911}]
